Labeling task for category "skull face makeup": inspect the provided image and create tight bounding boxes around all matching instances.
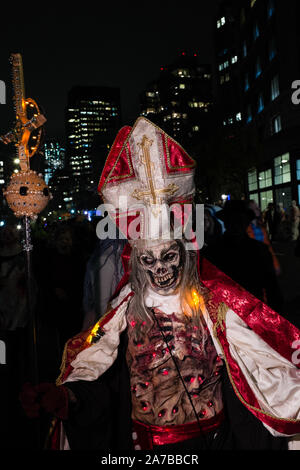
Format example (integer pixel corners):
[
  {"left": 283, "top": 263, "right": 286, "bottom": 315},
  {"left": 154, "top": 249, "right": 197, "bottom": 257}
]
[{"left": 138, "top": 240, "right": 184, "bottom": 296}]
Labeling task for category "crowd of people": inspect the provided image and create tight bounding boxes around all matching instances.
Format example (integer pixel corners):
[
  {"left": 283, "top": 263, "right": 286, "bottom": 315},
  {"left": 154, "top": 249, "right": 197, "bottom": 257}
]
[
  {"left": 0, "top": 197, "right": 299, "bottom": 448},
  {"left": 263, "top": 200, "right": 300, "bottom": 242}
]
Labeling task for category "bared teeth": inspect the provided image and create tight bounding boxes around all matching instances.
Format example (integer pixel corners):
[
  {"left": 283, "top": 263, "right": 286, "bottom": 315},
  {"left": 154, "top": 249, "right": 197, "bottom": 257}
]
[{"left": 154, "top": 273, "right": 173, "bottom": 284}]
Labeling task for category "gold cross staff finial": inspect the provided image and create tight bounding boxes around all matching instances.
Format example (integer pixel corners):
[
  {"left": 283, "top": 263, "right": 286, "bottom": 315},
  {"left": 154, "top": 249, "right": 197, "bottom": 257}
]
[{"left": 131, "top": 134, "right": 178, "bottom": 208}]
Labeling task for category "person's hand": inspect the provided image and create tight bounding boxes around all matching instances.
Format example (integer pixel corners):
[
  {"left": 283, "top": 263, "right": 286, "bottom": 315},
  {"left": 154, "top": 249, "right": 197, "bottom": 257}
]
[{"left": 19, "top": 382, "right": 69, "bottom": 420}]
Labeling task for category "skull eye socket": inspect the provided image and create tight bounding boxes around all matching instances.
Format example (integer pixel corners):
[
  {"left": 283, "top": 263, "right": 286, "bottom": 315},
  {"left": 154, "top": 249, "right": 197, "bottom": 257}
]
[
  {"left": 140, "top": 256, "right": 154, "bottom": 266},
  {"left": 162, "top": 252, "right": 177, "bottom": 262}
]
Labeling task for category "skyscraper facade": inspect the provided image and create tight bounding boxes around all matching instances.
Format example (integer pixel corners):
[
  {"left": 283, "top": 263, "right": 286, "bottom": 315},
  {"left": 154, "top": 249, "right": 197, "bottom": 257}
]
[
  {"left": 139, "top": 53, "right": 213, "bottom": 151},
  {"left": 214, "top": 0, "right": 300, "bottom": 211},
  {"left": 66, "top": 86, "right": 121, "bottom": 208},
  {"left": 44, "top": 139, "right": 65, "bottom": 185}
]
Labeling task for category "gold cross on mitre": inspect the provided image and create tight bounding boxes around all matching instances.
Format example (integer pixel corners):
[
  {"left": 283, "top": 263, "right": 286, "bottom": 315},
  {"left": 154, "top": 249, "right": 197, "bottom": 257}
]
[{"left": 131, "top": 135, "right": 178, "bottom": 214}]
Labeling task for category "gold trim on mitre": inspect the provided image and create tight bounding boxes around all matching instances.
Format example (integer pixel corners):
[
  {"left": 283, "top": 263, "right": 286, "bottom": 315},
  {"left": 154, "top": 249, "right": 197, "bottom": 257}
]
[{"left": 99, "top": 116, "right": 196, "bottom": 192}]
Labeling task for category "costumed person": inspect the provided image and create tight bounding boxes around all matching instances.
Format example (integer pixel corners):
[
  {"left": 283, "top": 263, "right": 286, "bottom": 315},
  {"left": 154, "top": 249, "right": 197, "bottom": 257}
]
[
  {"left": 246, "top": 199, "right": 281, "bottom": 276},
  {"left": 20, "top": 117, "right": 300, "bottom": 451}
]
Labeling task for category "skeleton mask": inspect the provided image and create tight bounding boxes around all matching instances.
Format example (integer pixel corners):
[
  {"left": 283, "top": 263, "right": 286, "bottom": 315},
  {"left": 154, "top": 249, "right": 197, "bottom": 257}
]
[{"left": 138, "top": 240, "right": 184, "bottom": 296}]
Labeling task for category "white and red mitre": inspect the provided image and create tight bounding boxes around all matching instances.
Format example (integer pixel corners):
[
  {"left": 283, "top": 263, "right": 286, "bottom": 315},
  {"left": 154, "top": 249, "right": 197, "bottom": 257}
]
[{"left": 98, "top": 117, "right": 196, "bottom": 240}]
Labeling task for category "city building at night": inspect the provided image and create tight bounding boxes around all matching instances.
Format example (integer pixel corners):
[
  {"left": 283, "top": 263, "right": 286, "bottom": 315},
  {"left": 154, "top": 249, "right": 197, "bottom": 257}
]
[
  {"left": 0, "top": 157, "right": 4, "bottom": 186},
  {"left": 44, "top": 139, "right": 65, "bottom": 185},
  {"left": 65, "top": 86, "right": 121, "bottom": 209},
  {"left": 139, "top": 53, "right": 213, "bottom": 151},
  {"left": 214, "top": 0, "right": 300, "bottom": 211}
]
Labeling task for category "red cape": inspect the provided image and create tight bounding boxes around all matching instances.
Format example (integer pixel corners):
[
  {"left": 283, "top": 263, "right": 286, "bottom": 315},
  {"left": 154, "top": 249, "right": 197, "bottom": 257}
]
[{"left": 51, "top": 243, "right": 300, "bottom": 448}]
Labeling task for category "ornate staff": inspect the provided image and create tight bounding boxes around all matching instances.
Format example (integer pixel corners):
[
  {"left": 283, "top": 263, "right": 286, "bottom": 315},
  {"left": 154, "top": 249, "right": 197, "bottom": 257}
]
[{"left": 1, "top": 53, "right": 50, "bottom": 389}]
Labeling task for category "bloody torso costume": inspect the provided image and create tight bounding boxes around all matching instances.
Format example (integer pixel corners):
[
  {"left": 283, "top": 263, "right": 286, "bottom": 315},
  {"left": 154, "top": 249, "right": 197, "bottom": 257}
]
[{"left": 126, "top": 301, "right": 223, "bottom": 426}]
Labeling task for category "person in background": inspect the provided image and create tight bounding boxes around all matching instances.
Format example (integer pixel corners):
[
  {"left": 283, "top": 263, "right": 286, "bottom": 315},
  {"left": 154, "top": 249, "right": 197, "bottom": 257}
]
[
  {"left": 290, "top": 200, "right": 300, "bottom": 241},
  {"left": 203, "top": 205, "right": 224, "bottom": 248},
  {"left": 203, "top": 200, "right": 283, "bottom": 313},
  {"left": 41, "top": 224, "right": 86, "bottom": 353},
  {"left": 264, "top": 202, "right": 281, "bottom": 241},
  {"left": 0, "top": 225, "right": 32, "bottom": 448},
  {"left": 82, "top": 233, "right": 127, "bottom": 331},
  {"left": 247, "top": 200, "right": 281, "bottom": 276},
  {"left": 0, "top": 225, "right": 28, "bottom": 331}
]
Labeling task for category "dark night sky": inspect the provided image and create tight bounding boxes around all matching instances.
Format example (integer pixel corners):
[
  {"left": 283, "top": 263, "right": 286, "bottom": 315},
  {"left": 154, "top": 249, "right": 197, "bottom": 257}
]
[{"left": 0, "top": 3, "right": 216, "bottom": 144}]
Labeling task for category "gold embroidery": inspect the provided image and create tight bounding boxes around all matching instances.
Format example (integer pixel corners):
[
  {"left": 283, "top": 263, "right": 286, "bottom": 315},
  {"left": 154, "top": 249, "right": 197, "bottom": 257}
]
[
  {"left": 56, "top": 307, "right": 113, "bottom": 385},
  {"left": 99, "top": 116, "right": 196, "bottom": 192},
  {"left": 212, "top": 302, "right": 228, "bottom": 337},
  {"left": 131, "top": 134, "right": 179, "bottom": 211},
  {"left": 103, "top": 140, "right": 134, "bottom": 189},
  {"left": 163, "top": 133, "right": 196, "bottom": 171}
]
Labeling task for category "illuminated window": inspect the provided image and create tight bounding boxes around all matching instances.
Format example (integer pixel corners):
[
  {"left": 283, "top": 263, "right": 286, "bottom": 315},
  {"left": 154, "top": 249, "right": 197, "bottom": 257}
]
[
  {"left": 269, "top": 37, "right": 277, "bottom": 61},
  {"left": 246, "top": 105, "right": 252, "bottom": 124},
  {"left": 258, "top": 169, "right": 272, "bottom": 189},
  {"left": 250, "top": 193, "right": 259, "bottom": 205},
  {"left": 219, "top": 61, "right": 229, "bottom": 71},
  {"left": 192, "top": 125, "right": 200, "bottom": 131},
  {"left": 258, "top": 93, "right": 264, "bottom": 113},
  {"left": 236, "top": 112, "right": 242, "bottom": 121},
  {"left": 268, "top": 0, "right": 275, "bottom": 17},
  {"left": 271, "top": 75, "right": 280, "bottom": 100},
  {"left": 271, "top": 114, "right": 282, "bottom": 135},
  {"left": 248, "top": 169, "right": 258, "bottom": 191},
  {"left": 260, "top": 190, "right": 273, "bottom": 212},
  {"left": 253, "top": 23, "right": 260, "bottom": 40},
  {"left": 297, "top": 160, "right": 300, "bottom": 180},
  {"left": 146, "top": 92, "right": 155, "bottom": 97},
  {"left": 179, "top": 84, "right": 185, "bottom": 89},
  {"left": 231, "top": 55, "right": 238, "bottom": 64},
  {"left": 251, "top": 0, "right": 257, "bottom": 7},
  {"left": 217, "top": 17, "right": 226, "bottom": 28},
  {"left": 176, "top": 69, "right": 190, "bottom": 77},
  {"left": 274, "top": 153, "right": 291, "bottom": 185},
  {"left": 255, "top": 58, "right": 262, "bottom": 78}
]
